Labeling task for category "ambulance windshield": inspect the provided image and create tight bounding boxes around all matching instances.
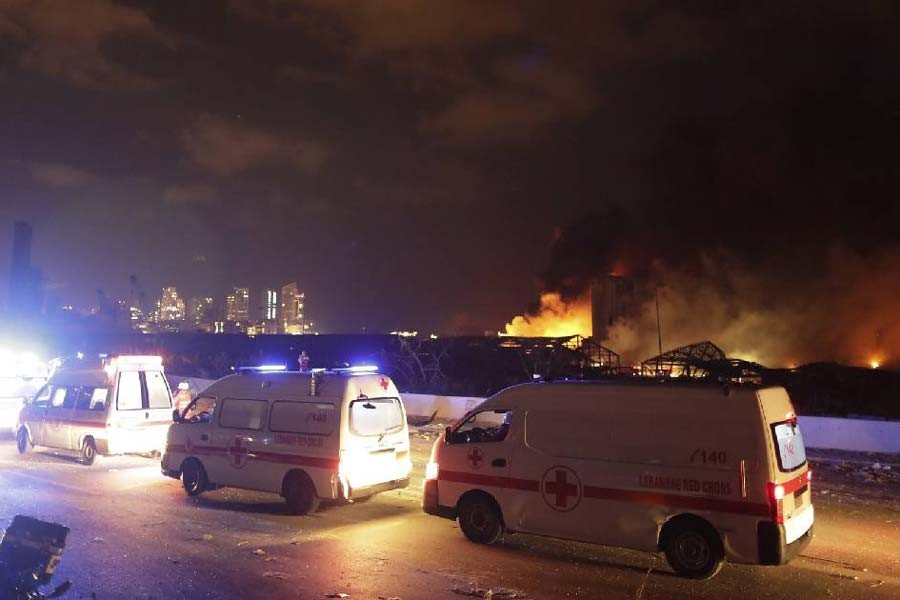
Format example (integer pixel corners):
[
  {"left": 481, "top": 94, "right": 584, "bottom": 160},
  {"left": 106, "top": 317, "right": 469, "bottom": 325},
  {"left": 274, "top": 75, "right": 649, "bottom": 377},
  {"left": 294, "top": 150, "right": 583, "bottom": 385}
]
[
  {"left": 350, "top": 398, "right": 403, "bottom": 437},
  {"left": 771, "top": 420, "right": 807, "bottom": 472}
]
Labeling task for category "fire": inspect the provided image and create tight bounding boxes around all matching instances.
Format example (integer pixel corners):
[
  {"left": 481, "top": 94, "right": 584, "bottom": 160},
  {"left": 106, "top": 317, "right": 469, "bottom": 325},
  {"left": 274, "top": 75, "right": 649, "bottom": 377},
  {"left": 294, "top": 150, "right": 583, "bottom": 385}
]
[
  {"left": 503, "top": 293, "right": 592, "bottom": 338},
  {"left": 869, "top": 359, "right": 881, "bottom": 369}
]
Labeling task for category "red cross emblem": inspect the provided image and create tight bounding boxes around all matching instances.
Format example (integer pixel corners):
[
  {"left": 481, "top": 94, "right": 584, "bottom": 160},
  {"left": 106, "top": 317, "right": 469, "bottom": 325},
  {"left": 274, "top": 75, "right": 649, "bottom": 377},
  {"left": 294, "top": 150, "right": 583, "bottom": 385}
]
[
  {"left": 227, "top": 437, "right": 250, "bottom": 469},
  {"left": 467, "top": 447, "right": 484, "bottom": 469},
  {"left": 541, "top": 466, "right": 582, "bottom": 512},
  {"left": 379, "top": 377, "right": 389, "bottom": 391},
  {"left": 786, "top": 440, "right": 794, "bottom": 456},
  {"left": 184, "top": 436, "right": 194, "bottom": 454}
]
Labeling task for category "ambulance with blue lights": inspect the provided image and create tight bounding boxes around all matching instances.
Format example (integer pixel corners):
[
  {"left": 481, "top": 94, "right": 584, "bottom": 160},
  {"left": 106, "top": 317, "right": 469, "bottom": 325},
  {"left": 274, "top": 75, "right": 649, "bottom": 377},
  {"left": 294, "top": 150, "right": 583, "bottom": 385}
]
[
  {"left": 0, "top": 350, "right": 49, "bottom": 433},
  {"left": 423, "top": 381, "right": 813, "bottom": 579},
  {"left": 161, "top": 366, "right": 412, "bottom": 514},
  {"left": 17, "top": 355, "right": 174, "bottom": 464}
]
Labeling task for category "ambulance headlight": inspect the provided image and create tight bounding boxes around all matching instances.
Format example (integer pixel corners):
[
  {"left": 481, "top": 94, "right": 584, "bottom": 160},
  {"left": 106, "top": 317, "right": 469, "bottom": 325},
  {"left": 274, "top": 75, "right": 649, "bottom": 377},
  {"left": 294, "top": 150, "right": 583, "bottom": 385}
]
[{"left": 425, "top": 461, "right": 439, "bottom": 481}]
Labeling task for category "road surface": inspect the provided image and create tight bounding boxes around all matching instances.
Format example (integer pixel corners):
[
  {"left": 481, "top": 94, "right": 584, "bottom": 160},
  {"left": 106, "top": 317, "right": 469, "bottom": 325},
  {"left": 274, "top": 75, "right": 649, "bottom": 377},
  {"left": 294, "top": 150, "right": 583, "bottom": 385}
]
[{"left": 0, "top": 431, "right": 897, "bottom": 600}]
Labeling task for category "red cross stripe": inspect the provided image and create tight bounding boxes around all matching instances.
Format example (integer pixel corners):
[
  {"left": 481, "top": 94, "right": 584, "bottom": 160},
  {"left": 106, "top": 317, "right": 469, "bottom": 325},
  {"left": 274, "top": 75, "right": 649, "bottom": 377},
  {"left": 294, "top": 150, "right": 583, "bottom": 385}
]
[
  {"left": 467, "top": 448, "right": 484, "bottom": 469},
  {"left": 379, "top": 377, "right": 389, "bottom": 391},
  {"left": 541, "top": 466, "right": 582, "bottom": 512},
  {"left": 227, "top": 437, "right": 250, "bottom": 469}
]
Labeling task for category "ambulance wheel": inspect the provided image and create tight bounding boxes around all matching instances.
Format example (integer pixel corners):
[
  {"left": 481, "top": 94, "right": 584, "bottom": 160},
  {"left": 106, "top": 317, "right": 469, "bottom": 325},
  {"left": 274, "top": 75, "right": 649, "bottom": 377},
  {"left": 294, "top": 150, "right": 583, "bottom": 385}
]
[
  {"left": 182, "top": 458, "right": 208, "bottom": 496},
  {"left": 16, "top": 428, "right": 29, "bottom": 454},
  {"left": 284, "top": 472, "right": 319, "bottom": 515},
  {"left": 80, "top": 438, "right": 98, "bottom": 466},
  {"left": 662, "top": 518, "right": 725, "bottom": 579},
  {"left": 458, "top": 493, "right": 504, "bottom": 545}
]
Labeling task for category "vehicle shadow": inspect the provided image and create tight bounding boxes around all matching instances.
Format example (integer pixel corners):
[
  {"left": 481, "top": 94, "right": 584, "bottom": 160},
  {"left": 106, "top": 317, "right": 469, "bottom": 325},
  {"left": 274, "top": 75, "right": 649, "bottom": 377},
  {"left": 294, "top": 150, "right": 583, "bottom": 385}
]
[
  {"left": 493, "top": 533, "right": 677, "bottom": 578},
  {"left": 188, "top": 489, "right": 420, "bottom": 521}
]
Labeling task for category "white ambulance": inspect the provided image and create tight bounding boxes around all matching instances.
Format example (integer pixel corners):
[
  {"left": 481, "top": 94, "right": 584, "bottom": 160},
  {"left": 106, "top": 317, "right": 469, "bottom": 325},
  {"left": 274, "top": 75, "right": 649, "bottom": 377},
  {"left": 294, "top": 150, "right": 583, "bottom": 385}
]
[
  {"left": 17, "top": 356, "right": 174, "bottom": 465},
  {"left": 423, "top": 381, "right": 813, "bottom": 579},
  {"left": 161, "top": 367, "right": 412, "bottom": 514}
]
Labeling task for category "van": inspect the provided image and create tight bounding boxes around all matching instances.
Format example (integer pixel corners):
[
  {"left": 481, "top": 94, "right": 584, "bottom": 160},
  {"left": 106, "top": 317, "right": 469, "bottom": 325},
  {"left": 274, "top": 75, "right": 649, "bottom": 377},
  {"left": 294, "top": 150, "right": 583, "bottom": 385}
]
[
  {"left": 17, "top": 356, "right": 174, "bottom": 465},
  {"left": 161, "top": 367, "right": 412, "bottom": 514},
  {"left": 423, "top": 381, "right": 813, "bottom": 579}
]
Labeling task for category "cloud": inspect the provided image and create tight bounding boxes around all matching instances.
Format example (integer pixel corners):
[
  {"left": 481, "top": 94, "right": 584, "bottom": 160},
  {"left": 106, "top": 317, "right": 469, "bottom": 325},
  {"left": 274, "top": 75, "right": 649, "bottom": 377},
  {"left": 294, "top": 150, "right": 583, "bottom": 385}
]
[
  {"left": 181, "top": 115, "right": 328, "bottom": 176},
  {"left": 163, "top": 184, "right": 217, "bottom": 206},
  {"left": 29, "top": 162, "right": 97, "bottom": 188},
  {"left": 423, "top": 55, "right": 597, "bottom": 143},
  {"left": 0, "top": 0, "right": 168, "bottom": 91}
]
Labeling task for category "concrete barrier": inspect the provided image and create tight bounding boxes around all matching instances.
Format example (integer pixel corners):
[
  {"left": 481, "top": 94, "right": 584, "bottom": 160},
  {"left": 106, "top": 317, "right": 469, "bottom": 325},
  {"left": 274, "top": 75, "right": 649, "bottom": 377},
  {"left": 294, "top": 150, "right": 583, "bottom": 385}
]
[
  {"left": 798, "top": 416, "right": 900, "bottom": 454},
  {"left": 401, "top": 393, "right": 900, "bottom": 454}
]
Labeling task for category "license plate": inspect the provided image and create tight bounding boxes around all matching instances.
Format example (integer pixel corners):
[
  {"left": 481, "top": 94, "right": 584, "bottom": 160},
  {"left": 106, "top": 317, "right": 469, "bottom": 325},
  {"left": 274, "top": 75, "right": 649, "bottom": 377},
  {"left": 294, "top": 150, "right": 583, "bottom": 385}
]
[{"left": 795, "top": 485, "right": 807, "bottom": 506}]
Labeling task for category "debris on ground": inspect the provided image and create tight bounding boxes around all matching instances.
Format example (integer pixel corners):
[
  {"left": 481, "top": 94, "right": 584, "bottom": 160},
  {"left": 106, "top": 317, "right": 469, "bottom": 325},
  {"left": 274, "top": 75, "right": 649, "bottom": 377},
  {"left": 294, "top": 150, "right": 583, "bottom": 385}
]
[
  {"left": 202, "top": 533, "right": 214, "bottom": 542},
  {"left": 252, "top": 548, "right": 268, "bottom": 557},
  {"left": 450, "top": 584, "right": 528, "bottom": 599},
  {"left": 325, "top": 594, "right": 350, "bottom": 598},
  {"left": 262, "top": 571, "right": 289, "bottom": 580},
  {"left": 90, "top": 537, "right": 104, "bottom": 543}
]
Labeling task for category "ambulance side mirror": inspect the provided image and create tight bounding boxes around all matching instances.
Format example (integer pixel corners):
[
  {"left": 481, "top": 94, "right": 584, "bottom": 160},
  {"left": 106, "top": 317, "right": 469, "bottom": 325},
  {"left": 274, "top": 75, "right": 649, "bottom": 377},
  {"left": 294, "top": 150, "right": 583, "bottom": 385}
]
[{"left": 444, "top": 426, "right": 452, "bottom": 444}]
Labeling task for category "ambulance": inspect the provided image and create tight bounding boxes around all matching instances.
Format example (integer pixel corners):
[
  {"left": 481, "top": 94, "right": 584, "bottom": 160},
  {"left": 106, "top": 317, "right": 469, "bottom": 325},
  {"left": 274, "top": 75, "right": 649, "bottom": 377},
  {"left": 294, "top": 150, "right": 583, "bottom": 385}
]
[
  {"left": 17, "top": 356, "right": 173, "bottom": 464},
  {"left": 423, "top": 381, "right": 813, "bottom": 579},
  {"left": 161, "top": 367, "right": 412, "bottom": 514}
]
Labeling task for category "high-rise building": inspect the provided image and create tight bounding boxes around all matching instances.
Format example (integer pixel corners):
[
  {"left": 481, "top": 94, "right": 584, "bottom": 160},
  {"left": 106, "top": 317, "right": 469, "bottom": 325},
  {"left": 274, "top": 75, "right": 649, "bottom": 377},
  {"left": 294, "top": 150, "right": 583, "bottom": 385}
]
[
  {"left": 225, "top": 287, "right": 250, "bottom": 323},
  {"left": 7, "top": 221, "right": 44, "bottom": 315},
  {"left": 158, "top": 286, "right": 185, "bottom": 321},
  {"left": 264, "top": 289, "right": 278, "bottom": 321},
  {"left": 188, "top": 296, "right": 214, "bottom": 328},
  {"left": 281, "top": 282, "right": 305, "bottom": 334}
]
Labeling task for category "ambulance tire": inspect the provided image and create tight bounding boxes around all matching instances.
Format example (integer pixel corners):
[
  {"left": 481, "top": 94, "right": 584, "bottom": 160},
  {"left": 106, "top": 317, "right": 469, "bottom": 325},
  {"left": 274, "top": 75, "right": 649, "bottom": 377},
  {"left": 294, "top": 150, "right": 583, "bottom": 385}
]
[
  {"left": 284, "top": 472, "right": 320, "bottom": 515},
  {"left": 80, "top": 438, "right": 98, "bottom": 466},
  {"left": 182, "top": 458, "right": 208, "bottom": 496},
  {"left": 458, "top": 492, "right": 504, "bottom": 545},
  {"left": 662, "top": 516, "right": 725, "bottom": 579},
  {"left": 16, "top": 427, "right": 29, "bottom": 454}
]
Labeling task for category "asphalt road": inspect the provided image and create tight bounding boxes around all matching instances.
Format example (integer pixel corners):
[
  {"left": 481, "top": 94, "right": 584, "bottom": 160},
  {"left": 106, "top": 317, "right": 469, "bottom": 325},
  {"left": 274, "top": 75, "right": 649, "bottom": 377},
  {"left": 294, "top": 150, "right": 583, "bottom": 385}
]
[{"left": 0, "top": 432, "right": 898, "bottom": 600}]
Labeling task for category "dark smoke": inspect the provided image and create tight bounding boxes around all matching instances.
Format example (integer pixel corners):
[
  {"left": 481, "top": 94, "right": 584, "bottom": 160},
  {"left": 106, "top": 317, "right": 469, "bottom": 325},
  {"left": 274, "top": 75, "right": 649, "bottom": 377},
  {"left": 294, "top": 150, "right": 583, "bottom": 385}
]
[{"left": 536, "top": 2, "right": 900, "bottom": 367}]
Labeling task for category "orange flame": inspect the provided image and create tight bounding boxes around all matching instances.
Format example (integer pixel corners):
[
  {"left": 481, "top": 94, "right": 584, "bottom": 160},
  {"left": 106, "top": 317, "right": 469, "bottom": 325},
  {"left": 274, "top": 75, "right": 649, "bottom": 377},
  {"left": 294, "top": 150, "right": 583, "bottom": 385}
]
[{"left": 503, "top": 293, "right": 592, "bottom": 338}]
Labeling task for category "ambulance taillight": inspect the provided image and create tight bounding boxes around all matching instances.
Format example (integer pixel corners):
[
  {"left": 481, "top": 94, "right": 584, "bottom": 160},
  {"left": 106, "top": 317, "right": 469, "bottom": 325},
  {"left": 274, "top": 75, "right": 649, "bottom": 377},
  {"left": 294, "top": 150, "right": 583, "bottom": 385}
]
[{"left": 768, "top": 482, "right": 785, "bottom": 524}]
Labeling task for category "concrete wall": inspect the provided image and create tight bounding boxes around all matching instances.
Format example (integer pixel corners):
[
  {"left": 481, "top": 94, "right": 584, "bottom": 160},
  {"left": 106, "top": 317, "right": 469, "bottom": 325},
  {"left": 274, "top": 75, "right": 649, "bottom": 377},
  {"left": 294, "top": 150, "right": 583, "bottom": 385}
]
[
  {"left": 798, "top": 415, "right": 900, "bottom": 454},
  {"left": 400, "top": 393, "right": 900, "bottom": 454}
]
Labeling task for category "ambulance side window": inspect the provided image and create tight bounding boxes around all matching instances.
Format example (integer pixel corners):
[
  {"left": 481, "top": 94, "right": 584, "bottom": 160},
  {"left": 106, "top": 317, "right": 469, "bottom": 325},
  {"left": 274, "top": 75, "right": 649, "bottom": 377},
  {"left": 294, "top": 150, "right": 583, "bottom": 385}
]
[
  {"left": 449, "top": 409, "right": 511, "bottom": 444},
  {"left": 75, "top": 387, "right": 108, "bottom": 411},
  {"left": 270, "top": 402, "right": 334, "bottom": 436},
  {"left": 219, "top": 398, "right": 268, "bottom": 431},
  {"left": 33, "top": 385, "right": 53, "bottom": 407},
  {"left": 183, "top": 396, "right": 216, "bottom": 424},
  {"left": 50, "top": 387, "right": 69, "bottom": 408}
]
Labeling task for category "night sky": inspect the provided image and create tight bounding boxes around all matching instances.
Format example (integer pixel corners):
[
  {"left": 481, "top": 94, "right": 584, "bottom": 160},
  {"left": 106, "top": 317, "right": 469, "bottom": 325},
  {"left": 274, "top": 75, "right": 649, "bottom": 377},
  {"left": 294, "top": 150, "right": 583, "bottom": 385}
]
[{"left": 1, "top": 1, "right": 899, "bottom": 349}]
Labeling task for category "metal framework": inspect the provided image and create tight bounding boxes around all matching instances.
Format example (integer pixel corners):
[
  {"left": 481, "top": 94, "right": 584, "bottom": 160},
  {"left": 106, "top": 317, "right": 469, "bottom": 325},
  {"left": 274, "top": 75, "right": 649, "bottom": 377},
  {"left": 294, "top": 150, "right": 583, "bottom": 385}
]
[
  {"left": 640, "top": 340, "right": 727, "bottom": 378},
  {"left": 380, "top": 334, "right": 620, "bottom": 395}
]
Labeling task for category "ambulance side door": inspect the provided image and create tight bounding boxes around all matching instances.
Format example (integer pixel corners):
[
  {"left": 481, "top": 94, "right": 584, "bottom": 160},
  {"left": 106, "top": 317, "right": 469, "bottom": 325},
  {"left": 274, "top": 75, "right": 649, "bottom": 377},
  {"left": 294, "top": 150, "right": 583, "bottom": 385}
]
[
  {"left": 210, "top": 397, "right": 270, "bottom": 491},
  {"left": 44, "top": 386, "right": 76, "bottom": 449},
  {"left": 440, "top": 409, "right": 513, "bottom": 515},
  {"left": 510, "top": 409, "right": 612, "bottom": 543},
  {"left": 23, "top": 384, "right": 53, "bottom": 445}
]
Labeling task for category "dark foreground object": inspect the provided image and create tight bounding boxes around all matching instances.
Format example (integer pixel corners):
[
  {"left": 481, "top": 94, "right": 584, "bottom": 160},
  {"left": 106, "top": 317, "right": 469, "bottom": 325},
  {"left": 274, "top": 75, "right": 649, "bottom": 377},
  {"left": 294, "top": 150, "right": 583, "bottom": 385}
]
[{"left": 0, "top": 516, "right": 71, "bottom": 600}]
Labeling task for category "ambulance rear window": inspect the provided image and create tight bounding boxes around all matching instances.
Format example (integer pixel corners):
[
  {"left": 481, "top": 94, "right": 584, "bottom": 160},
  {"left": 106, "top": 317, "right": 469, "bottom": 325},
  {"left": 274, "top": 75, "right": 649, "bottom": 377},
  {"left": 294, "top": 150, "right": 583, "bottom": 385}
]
[
  {"left": 350, "top": 398, "right": 402, "bottom": 437},
  {"left": 771, "top": 420, "right": 807, "bottom": 472}
]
